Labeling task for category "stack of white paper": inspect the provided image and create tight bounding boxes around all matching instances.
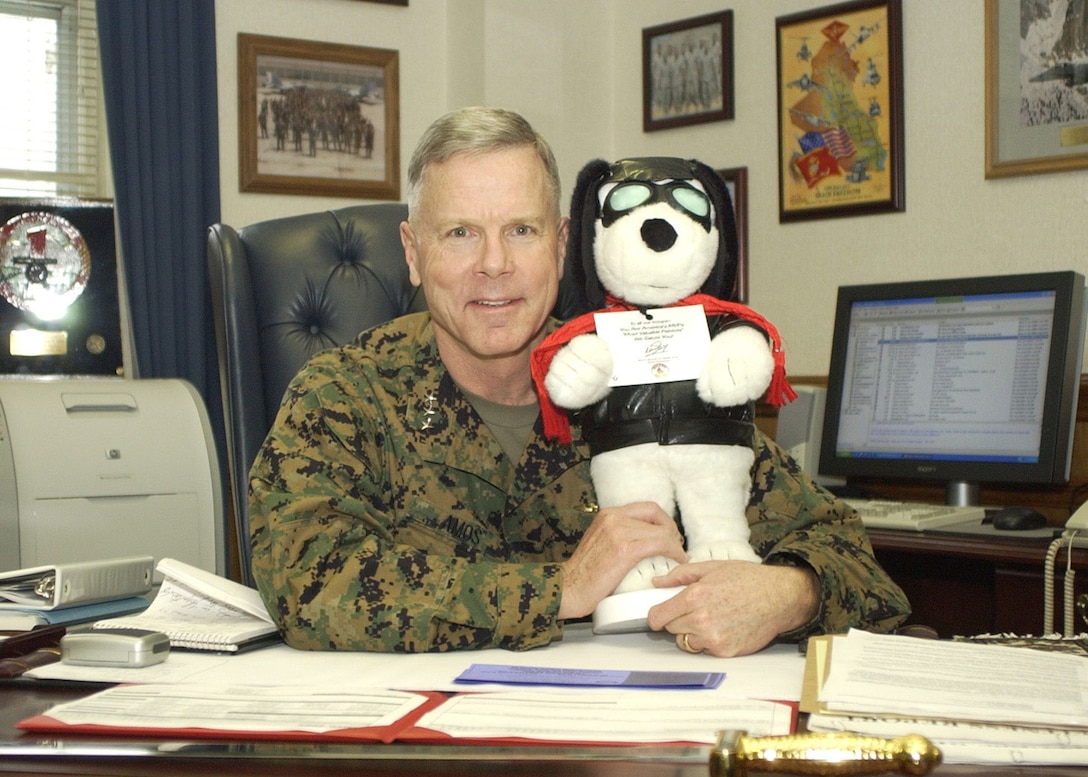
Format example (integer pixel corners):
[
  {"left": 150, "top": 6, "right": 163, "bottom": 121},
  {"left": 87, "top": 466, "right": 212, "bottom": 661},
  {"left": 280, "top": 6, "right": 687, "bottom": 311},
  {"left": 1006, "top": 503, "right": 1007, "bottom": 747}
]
[{"left": 807, "top": 629, "right": 1088, "bottom": 765}]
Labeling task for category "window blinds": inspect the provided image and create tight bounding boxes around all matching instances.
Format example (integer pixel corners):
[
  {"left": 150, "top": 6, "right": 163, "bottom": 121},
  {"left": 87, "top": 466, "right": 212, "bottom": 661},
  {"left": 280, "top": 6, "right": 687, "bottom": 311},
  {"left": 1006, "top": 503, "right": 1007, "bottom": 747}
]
[{"left": 0, "top": 0, "right": 100, "bottom": 198}]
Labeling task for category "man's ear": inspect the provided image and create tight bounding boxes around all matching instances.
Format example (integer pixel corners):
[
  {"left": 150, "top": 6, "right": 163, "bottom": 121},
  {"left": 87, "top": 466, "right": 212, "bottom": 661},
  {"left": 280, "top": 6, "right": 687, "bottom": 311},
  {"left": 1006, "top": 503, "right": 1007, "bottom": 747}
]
[
  {"left": 555, "top": 216, "right": 570, "bottom": 277},
  {"left": 400, "top": 220, "right": 422, "bottom": 287}
]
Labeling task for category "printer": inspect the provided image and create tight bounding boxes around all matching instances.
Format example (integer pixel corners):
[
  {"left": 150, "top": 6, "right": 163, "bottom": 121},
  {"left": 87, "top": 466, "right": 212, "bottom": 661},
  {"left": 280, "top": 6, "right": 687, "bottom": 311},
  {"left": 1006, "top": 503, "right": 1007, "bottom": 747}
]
[{"left": 0, "top": 377, "right": 225, "bottom": 575}]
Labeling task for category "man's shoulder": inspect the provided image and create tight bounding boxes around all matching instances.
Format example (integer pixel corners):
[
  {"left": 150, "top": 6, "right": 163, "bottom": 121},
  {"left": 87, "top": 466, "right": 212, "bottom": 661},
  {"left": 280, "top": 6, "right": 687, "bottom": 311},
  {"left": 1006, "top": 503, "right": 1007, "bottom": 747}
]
[
  {"left": 354, "top": 311, "right": 433, "bottom": 351},
  {"left": 303, "top": 312, "right": 434, "bottom": 370},
  {"left": 752, "top": 427, "right": 776, "bottom": 457},
  {"left": 290, "top": 313, "right": 437, "bottom": 398}
]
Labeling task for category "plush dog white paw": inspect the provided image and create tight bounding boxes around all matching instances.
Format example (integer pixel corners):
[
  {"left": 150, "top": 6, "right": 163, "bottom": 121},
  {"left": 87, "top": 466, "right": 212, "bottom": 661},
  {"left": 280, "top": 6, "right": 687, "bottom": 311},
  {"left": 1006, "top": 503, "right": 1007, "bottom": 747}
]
[
  {"left": 688, "top": 541, "right": 761, "bottom": 564},
  {"left": 612, "top": 554, "right": 678, "bottom": 595},
  {"left": 544, "top": 333, "right": 614, "bottom": 410},
  {"left": 696, "top": 326, "right": 774, "bottom": 407}
]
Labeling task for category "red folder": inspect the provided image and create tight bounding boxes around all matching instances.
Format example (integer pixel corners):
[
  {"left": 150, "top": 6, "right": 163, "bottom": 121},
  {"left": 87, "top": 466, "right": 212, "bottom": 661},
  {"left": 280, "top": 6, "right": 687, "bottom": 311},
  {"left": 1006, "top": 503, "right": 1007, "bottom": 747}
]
[
  {"left": 17, "top": 690, "right": 447, "bottom": 744},
  {"left": 17, "top": 691, "right": 797, "bottom": 747}
]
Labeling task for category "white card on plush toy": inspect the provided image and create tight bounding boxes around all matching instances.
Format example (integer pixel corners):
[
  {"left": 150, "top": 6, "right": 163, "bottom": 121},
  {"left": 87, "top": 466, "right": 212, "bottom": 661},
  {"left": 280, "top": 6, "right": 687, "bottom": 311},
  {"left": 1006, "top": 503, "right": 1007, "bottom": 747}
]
[{"left": 594, "top": 305, "right": 710, "bottom": 387}]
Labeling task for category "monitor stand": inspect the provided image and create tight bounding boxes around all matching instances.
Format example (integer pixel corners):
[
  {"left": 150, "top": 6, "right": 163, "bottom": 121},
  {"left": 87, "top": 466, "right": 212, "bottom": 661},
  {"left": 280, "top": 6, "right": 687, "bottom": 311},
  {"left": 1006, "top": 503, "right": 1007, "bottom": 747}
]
[{"left": 947, "top": 481, "right": 980, "bottom": 507}]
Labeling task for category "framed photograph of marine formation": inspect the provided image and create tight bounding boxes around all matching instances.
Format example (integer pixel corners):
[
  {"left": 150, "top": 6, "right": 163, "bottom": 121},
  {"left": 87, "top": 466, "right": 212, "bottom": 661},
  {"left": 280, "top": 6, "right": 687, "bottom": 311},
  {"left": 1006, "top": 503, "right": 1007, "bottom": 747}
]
[
  {"left": 238, "top": 34, "right": 400, "bottom": 199},
  {"left": 985, "top": 0, "right": 1088, "bottom": 179},
  {"left": 716, "top": 166, "right": 748, "bottom": 303},
  {"left": 643, "top": 11, "right": 734, "bottom": 132},
  {"left": 775, "top": 0, "right": 904, "bottom": 222}
]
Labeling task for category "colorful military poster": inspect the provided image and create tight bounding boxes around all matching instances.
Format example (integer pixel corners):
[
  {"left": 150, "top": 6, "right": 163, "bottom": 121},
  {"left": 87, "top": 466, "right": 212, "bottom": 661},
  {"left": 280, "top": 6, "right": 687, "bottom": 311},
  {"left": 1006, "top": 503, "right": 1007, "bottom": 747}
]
[{"left": 775, "top": 0, "right": 904, "bottom": 221}]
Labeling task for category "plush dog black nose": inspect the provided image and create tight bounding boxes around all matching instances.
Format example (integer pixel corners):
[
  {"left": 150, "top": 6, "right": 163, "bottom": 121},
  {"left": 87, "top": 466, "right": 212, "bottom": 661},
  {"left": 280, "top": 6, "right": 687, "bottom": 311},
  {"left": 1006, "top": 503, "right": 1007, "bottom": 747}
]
[{"left": 641, "top": 219, "right": 677, "bottom": 252}]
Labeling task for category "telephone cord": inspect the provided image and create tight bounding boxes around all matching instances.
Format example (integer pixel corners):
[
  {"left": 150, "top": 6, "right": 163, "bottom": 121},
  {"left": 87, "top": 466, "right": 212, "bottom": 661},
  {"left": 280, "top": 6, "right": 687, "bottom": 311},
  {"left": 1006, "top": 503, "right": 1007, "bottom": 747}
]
[
  {"left": 1043, "top": 536, "right": 1061, "bottom": 635},
  {"left": 1065, "top": 531, "right": 1079, "bottom": 637}
]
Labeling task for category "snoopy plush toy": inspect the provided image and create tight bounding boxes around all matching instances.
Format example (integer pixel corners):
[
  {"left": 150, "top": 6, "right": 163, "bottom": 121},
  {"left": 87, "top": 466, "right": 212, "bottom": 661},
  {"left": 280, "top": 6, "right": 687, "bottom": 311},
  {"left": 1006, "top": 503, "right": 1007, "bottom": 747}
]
[{"left": 531, "top": 157, "right": 795, "bottom": 633}]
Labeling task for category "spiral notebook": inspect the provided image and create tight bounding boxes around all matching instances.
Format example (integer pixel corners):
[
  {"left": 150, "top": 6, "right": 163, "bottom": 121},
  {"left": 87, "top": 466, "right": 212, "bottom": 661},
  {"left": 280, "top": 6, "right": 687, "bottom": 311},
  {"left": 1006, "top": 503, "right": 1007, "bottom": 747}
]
[{"left": 92, "top": 558, "right": 281, "bottom": 653}]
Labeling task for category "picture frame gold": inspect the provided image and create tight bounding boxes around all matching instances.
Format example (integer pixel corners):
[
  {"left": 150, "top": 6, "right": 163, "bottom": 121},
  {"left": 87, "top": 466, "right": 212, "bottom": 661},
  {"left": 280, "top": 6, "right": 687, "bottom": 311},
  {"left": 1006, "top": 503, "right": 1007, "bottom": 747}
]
[
  {"left": 238, "top": 33, "right": 400, "bottom": 199},
  {"left": 716, "top": 166, "right": 748, "bottom": 303},
  {"left": 985, "top": 0, "right": 1088, "bottom": 179},
  {"left": 643, "top": 11, "right": 734, "bottom": 132},
  {"left": 775, "top": 0, "right": 904, "bottom": 222}
]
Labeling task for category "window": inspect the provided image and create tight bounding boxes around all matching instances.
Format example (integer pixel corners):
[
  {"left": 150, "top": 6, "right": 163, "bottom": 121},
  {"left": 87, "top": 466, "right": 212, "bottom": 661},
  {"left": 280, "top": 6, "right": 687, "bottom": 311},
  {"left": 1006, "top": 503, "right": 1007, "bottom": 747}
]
[{"left": 0, "top": 0, "right": 99, "bottom": 198}]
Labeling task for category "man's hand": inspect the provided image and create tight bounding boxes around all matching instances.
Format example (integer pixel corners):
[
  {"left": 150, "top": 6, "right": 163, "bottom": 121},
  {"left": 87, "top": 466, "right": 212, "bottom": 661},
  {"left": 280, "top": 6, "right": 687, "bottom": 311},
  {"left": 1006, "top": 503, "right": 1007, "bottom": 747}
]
[
  {"left": 645, "top": 560, "right": 819, "bottom": 657},
  {"left": 558, "top": 502, "right": 687, "bottom": 621}
]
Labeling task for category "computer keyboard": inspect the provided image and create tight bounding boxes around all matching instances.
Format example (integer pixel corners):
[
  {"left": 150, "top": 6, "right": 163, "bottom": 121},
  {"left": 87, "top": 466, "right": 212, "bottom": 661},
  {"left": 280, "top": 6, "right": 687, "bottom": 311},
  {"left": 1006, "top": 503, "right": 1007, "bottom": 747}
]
[{"left": 844, "top": 499, "right": 986, "bottom": 531}]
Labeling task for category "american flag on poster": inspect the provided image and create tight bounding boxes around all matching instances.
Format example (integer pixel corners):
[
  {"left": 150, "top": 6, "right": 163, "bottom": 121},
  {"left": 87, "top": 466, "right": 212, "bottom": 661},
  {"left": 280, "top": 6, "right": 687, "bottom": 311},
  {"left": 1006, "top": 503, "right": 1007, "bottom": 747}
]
[
  {"left": 821, "top": 126, "right": 857, "bottom": 160},
  {"left": 798, "top": 127, "right": 856, "bottom": 162}
]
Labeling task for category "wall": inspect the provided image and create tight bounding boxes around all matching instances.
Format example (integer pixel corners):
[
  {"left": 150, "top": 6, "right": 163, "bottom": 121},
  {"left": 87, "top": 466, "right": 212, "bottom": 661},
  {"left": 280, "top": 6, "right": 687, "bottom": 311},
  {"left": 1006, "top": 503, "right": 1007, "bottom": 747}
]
[{"left": 215, "top": 0, "right": 1088, "bottom": 376}]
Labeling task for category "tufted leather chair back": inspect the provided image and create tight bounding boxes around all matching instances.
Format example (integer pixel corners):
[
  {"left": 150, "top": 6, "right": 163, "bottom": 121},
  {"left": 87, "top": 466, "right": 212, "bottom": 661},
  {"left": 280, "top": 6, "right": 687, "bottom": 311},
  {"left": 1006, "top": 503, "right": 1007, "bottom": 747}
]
[{"left": 207, "top": 203, "right": 424, "bottom": 585}]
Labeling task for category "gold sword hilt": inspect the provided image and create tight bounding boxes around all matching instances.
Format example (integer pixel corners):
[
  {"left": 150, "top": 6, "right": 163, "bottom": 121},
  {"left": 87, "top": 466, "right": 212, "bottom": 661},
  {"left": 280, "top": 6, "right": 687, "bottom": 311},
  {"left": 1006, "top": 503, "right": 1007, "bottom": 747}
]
[{"left": 711, "top": 729, "right": 941, "bottom": 776}]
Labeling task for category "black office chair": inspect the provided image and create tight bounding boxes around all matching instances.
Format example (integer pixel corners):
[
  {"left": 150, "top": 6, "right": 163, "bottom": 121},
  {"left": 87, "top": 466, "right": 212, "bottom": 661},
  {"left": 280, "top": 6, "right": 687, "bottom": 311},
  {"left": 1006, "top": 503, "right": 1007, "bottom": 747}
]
[{"left": 207, "top": 203, "right": 424, "bottom": 586}]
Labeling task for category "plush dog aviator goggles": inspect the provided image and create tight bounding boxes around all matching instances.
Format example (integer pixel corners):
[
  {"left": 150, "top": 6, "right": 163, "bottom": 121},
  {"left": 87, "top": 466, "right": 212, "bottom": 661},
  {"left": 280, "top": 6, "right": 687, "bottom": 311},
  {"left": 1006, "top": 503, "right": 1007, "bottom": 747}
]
[{"left": 601, "top": 180, "right": 712, "bottom": 230}]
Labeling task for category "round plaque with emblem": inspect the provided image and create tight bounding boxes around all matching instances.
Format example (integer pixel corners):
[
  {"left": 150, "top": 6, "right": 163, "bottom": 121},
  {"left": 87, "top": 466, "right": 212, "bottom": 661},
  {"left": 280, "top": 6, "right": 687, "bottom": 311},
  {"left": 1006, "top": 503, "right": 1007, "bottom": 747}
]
[
  {"left": 0, "top": 200, "right": 121, "bottom": 375},
  {"left": 0, "top": 211, "right": 91, "bottom": 321}
]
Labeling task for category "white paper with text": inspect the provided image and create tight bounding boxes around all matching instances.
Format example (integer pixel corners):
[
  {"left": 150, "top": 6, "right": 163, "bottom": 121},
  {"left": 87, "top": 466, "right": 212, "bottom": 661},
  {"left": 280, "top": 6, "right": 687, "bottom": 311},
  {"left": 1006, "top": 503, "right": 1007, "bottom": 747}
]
[{"left": 819, "top": 629, "right": 1088, "bottom": 728}]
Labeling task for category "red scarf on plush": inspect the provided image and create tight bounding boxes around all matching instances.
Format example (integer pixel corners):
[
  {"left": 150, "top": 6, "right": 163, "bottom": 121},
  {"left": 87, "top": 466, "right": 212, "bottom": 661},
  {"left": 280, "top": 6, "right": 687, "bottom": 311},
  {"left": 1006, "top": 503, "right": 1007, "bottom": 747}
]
[{"left": 531, "top": 294, "right": 797, "bottom": 444}]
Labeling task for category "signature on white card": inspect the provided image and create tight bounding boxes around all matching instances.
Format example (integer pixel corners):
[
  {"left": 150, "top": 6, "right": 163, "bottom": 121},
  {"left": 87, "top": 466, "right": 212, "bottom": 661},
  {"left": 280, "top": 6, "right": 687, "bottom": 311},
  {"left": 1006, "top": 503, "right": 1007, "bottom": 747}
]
[{"left": 595, "top": 306, "right": 711, "bottom": 387}]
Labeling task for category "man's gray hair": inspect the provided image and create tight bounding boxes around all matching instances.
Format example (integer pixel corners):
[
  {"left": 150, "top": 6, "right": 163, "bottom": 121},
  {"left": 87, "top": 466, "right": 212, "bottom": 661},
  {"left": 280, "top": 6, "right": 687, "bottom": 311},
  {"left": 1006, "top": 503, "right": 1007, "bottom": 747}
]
[{"left": 405, "top": 106, "right": 561, "bottom": 222}]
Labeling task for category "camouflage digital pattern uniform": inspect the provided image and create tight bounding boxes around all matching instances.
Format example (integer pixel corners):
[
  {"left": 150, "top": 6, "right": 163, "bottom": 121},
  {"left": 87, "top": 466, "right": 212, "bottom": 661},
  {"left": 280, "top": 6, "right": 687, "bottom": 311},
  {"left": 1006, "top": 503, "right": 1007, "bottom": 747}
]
[{"left": 249, "top": 312, "right": 910, "bottom": 653}]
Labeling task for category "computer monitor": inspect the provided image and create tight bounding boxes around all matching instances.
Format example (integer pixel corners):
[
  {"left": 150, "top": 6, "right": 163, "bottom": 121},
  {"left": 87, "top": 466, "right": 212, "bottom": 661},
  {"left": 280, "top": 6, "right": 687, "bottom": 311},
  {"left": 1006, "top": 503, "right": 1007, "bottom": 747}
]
[{"left": 818, "top": 271, "right": 1087, "bottom": 506}]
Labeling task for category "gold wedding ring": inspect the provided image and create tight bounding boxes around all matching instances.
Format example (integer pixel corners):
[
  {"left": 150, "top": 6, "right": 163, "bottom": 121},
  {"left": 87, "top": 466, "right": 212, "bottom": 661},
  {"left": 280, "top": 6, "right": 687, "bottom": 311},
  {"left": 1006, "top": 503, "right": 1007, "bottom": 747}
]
[{"left": 680, "top": 633, "right": 699, "bottom": 653}]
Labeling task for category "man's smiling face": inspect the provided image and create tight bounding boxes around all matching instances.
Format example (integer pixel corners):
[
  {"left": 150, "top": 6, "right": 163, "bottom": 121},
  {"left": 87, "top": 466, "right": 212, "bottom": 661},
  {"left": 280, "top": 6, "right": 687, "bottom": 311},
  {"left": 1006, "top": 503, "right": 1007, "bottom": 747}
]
[{"left": 401, "top": 145, "right": 568, "bottom": 371}]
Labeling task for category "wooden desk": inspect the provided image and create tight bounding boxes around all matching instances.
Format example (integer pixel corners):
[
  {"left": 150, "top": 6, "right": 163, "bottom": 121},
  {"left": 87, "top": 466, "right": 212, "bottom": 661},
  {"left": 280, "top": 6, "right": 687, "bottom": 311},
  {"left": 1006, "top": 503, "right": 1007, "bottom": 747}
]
[
  {"left": 2, "top": 682, "right": 1087, "bottom": 776},
  {"left": 867, "top": 527, "right": 1088, "bottom": 638}
]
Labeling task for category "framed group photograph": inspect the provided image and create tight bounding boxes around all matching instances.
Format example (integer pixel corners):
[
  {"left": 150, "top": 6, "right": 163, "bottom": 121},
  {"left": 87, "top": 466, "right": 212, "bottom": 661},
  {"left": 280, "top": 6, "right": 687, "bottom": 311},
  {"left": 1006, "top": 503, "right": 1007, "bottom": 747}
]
[
  {"left": 716, "top": 166, "right": 748, "bottom": 303},
  {"left": 643, "top": 11, "right": 734, "bottom": 132},
  {"left": 985, "top": 0, "right": 1088, "bottom": 179},
  {"left": 775, "top": 0, "right": 904, "bottom": 222},
  {"left": 238, "top": 33, "right": 400, "bottom": 199}
]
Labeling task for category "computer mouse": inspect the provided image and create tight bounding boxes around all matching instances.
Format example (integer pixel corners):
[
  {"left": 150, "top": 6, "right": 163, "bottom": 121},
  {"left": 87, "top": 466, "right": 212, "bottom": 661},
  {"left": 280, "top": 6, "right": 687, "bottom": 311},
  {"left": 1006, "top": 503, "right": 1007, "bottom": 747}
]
[{"left": 990, "top": 506, "right": 1048, "bottom": 531}]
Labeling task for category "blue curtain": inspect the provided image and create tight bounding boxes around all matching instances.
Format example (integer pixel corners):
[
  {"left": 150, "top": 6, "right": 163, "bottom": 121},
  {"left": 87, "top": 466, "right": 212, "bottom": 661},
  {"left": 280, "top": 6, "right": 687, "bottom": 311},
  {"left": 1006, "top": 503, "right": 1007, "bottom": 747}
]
[{"left": 96, "top": 1, "right": 224, "bottom": 447}]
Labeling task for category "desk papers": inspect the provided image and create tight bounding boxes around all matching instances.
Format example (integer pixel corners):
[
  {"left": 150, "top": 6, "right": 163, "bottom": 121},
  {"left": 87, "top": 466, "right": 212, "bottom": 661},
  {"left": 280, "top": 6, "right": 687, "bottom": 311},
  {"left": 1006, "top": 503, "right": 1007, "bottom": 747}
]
[
  {"left": 410, "top": 691, "right": 792, "bottom": 744},
  {"left": 26, "top": 623, "right": 805, "bottom": 702},
  {"left": 804, "top": 629, "right": 1088, "bottom": 765},
  {"left": 19, "top": 624, "right": 803, "bottom": 747},
  {"left": 20, "top": 685, "right": 436, "bottom": 742},
  {"left": 19, "top": 683, "right": 794, "bottom": 745}
]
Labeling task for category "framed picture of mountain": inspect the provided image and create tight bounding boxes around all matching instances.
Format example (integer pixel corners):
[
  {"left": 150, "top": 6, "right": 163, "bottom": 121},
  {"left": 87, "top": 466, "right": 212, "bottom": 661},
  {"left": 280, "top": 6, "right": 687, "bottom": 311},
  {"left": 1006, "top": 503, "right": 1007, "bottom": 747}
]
[{"left": 985, "top": 0, "right": 1088, "bottom": 178}]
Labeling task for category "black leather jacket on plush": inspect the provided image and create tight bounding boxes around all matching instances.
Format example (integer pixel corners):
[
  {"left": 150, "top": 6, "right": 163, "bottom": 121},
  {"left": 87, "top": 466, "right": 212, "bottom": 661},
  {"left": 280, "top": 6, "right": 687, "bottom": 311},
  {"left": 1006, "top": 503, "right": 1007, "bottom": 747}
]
[{"left": 577, "top": 315, "right": 758, "bottom": 456}]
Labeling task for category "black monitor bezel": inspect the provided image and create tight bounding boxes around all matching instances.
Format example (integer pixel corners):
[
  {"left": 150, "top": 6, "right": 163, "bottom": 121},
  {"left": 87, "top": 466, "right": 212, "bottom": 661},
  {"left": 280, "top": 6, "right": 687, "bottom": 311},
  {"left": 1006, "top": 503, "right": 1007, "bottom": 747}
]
[{"left": 818, "top": 271, "right": 1086, "bottom": 488}]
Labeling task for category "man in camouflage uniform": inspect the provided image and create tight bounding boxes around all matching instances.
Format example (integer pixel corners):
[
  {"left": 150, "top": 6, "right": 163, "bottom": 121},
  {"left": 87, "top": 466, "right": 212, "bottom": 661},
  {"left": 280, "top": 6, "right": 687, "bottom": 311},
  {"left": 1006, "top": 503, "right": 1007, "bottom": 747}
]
[{"left": 249, "top": 106, "right": 910, "bottom": 656}]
